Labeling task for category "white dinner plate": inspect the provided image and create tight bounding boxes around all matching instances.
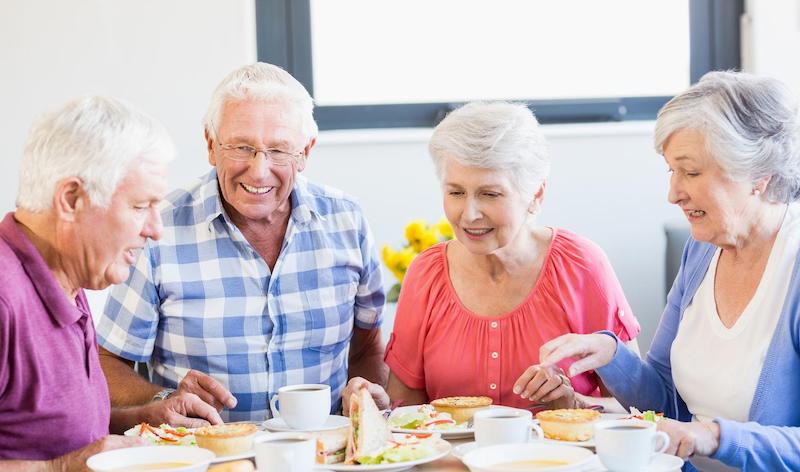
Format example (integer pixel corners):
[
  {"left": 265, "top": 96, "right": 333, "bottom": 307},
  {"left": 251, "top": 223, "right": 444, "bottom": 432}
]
[
  {"left": 262, "top": 414, "right": 349, "bottom": 432},
  {"left": 388, "top": 405, "right": 477, "bottom": 439},
  {"left": 314, "top": 438, "right": 451, "bottom": 472}
]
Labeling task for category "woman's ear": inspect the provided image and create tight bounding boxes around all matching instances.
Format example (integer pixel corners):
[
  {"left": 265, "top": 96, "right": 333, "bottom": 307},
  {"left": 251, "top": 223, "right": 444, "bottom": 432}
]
[
  {"left": 753, "top": 176, "right": 772, "bottom": 196},
  {"left": 52, "top": 177, "right": 85, "bottom": 222},
  {"left": 528, "top": 180, "right": 547, "bottom": 214}
]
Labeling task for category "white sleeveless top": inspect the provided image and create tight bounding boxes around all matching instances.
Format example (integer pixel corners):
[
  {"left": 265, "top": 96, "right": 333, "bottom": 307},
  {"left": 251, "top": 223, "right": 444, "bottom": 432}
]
[{"left": 671, "top": 203, "right": 799, "bottom": 472}]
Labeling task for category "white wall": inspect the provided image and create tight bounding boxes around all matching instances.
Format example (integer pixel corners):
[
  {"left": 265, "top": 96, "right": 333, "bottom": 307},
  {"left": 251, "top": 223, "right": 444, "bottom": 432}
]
[{"left": 743, "top": 0, "right": 800, "bottom": 93}]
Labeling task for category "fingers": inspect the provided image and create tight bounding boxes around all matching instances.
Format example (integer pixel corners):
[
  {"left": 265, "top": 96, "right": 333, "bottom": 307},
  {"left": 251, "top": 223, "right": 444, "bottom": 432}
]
[
  {"left": 365, "top": 382, "right": 390, "bottom": 410},
  {"left": 539, "top": 383, "right": 572, "bottom": 404},
  {"left": 165, "top": 392, "right": 224, "bottom": 426},
  {"left": 512, "top": 365, "right": 539, "bottom": 396},
  {"left": 540, "top": 334, "right": 616, "bottom": 376},
  {"left": 538, "top": 335, "right": 573, "bottom": 365},
  {"left": 183, "top": 370, "right": 237, "bottom": 409},
  {"left": 342, "top": 377, "right": 370, "bottom": 416}
]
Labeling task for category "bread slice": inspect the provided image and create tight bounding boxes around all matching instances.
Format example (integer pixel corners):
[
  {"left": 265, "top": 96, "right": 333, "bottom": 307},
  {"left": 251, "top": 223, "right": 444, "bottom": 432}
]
[
  {"left": 194, "top": 423, "right": 258, "bottom": 456},
  {"left": 430, "top": 396, "right": 492, "bottom": 424},
  {"left": 535, "top": 408, "right": 601, "bottom": 441}
]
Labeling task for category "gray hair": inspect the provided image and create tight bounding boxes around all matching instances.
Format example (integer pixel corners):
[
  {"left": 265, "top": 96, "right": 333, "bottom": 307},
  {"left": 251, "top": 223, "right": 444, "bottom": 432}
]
[
  {"left": 429, "top": 102, "right": 550, "bottom": 196},
  {"left": 203, "top": 62, "right": 318, "bottom": 143},
  {"left": 655, "top": 70, "right": 800, "bottom": 203},
  {"left": 17, "top": 96, "right": 175, "bottom": 212}
]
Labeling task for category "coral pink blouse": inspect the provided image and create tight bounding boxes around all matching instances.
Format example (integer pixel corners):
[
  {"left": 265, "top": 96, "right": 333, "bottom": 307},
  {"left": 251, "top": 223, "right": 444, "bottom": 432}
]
[{"left": 384, "top": 228, "right": 640, "bottom": 409}]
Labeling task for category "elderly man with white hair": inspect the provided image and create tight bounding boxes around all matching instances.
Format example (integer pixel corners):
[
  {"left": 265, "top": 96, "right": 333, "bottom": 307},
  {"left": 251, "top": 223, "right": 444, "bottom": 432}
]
[
  {"left": 96, "top": 62, "right": 387, "bottom": 422},
  {"left": 0, "top": 97, "right": 222, "bottom": 468}
]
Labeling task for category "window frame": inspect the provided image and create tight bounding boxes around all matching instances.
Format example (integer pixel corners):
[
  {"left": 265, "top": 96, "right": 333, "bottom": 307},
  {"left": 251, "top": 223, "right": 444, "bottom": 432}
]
[{"left": 255, "top": 0, "right": 743, "bottom": 130}]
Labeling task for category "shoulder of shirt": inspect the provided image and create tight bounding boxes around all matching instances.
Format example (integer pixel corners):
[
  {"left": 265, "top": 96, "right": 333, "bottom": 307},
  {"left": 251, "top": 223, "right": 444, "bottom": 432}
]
[
  {"left": 408, "top": 242, "right": 447, "bottom": 274},
  {"left": 0, "top": 240, "right": 27, "bottom": 312},
  {"left": 297, "top": 176, "right": 364, "bottom": 217},
  {"left": 551, "top": 227, "right": 609, "bottom": 263}
]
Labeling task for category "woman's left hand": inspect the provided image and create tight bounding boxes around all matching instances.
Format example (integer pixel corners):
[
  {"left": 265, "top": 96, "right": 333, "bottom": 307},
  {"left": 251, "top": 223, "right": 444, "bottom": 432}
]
[
  {"left": 658, "top": 418, "right": 720, "bottom": 459},
  {"left": 512, "top": 364, "right": 575, "bottom": 409}
]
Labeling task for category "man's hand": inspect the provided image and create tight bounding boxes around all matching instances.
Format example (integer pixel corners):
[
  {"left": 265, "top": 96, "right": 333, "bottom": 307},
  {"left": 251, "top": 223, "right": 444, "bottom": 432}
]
[
  {"left": 341, "top": 377, "right": 390, "bottom": 415},
  {"left": 49, "top": 435, "right": 147, "bottom": 472},
  {"left": 658, "top": 418, "right": 720, "bottom": 459},
  {"left": 142, "top": 391, "right": 224, "bottom": 428},
  {"left": 177, "top": 370, "right": 237, "bottom": 411}
]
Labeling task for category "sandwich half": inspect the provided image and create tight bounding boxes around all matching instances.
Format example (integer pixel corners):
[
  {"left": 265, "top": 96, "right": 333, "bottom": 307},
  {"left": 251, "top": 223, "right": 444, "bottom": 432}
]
[
  {"left": 315, "top": 428, "right": 348, "bottom": 464},
  {"left": 344, "top": 387, "right": 393, "bottom": 464}
]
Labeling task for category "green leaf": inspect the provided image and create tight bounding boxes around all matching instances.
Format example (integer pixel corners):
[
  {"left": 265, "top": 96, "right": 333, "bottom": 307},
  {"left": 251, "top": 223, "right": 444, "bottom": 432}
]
[{"left": 387, "top": 283, "right": 401, "bottom": 303}]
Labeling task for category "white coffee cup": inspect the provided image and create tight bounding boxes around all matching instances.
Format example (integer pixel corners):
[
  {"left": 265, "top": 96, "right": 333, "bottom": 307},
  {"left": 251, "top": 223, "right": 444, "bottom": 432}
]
[
  {"left": 595, "top": 419, "right": 670, "bottom": 472},
  {"left": 269, "top": 383, "right": 331, "bottom": 430},
  {"left": 254, "top": 432, "right": 316, "bottom": 472},
  {"left": 473, "top": 407, "right": 545, "bottom": 447}
]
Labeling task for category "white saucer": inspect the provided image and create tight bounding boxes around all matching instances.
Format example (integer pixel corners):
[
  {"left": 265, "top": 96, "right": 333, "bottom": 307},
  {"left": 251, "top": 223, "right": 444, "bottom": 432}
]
[
  {"left": 584, "top": 453, "right": 684, "bottom": 471},
  {"left": 262, "top": 414, "right": 349, "bottom": 432}
]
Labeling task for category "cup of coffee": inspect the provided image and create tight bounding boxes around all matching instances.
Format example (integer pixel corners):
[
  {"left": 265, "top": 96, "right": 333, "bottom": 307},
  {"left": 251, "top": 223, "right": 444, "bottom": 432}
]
[
  {"left": 269, "top": 384, "right": 331, "bottom": 430},
  {"left": 254, "top": 432, "right": 315, "bottom": 472},
  {"left": 473, "top": 407, "right": 545, "bottom": 447},
  {"left": 594, "top": 419, "right": 670, "bottom": 472}
]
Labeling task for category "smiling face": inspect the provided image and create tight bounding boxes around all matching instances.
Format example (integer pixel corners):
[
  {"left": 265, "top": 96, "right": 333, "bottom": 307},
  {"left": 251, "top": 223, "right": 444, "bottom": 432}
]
[
  {"left": 664, "top": 128, "right": 759, "bottom": 247},
  {"left": 208, "top": 99, "right": 311, "bottom": 226},
  {"left": 442, "top": 158, "right": 537, "bottom": 255},
  {"left": 72, "top": 160, "right": 168, "bottom": 289}
]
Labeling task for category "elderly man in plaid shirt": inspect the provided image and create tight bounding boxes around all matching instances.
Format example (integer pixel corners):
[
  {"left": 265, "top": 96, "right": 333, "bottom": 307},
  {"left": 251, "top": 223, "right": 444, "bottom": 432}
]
[{"left": 95, "top": 63, "right": 388, "bottom": 422}]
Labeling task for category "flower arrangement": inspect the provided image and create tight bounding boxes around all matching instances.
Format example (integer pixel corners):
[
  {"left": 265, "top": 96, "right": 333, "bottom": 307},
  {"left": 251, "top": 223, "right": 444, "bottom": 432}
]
[{"left": 382, "top": 218, "right": 454, "bottom": 302}]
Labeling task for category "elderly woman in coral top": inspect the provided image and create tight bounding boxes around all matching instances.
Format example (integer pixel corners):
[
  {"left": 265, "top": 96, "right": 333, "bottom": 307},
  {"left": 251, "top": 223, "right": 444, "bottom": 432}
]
[{"left": 344, "top": 102, "right": 641, "bottom": 413}]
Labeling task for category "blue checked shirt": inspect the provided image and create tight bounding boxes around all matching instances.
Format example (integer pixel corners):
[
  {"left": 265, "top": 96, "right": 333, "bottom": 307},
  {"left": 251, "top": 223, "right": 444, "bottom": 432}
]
[{"left": 96, "top": 169, "right": 384, "bottom": 422}]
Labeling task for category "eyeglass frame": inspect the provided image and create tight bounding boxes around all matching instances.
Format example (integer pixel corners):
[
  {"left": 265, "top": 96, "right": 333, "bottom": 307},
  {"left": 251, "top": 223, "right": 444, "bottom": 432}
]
[{"left": 209, "top": 122, "right": 305, "bottom": 166}]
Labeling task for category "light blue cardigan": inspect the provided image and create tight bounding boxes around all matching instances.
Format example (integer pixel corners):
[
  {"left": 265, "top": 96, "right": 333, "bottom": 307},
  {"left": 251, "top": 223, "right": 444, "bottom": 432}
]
[{"left": 597, "top": 237, "right": 800, "bottom": 471}]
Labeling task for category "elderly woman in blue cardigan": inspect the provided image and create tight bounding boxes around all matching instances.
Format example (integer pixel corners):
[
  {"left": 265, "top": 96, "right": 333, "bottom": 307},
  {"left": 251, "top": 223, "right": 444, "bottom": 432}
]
[{"left": 541, "top": 71, "right": 800, "bottom": 472}]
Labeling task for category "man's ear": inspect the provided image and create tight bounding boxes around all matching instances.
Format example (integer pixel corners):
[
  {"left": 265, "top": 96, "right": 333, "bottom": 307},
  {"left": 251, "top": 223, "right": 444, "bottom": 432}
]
[
  {"left": 205, "top": 128, "right": 217, "bottom": 166},
  {"left": 297, "top": 137, "right": 317, "bottom": 173},
  {"left": 52, "top": 177, "right": 85, "bottom": 222},
  {"left": 528, "top": 180, "right": 547, "bottom": 214}
]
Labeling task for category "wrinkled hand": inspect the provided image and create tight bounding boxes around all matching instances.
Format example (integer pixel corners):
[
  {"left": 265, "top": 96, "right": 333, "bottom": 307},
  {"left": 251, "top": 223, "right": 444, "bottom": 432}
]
[
  {"left": 177, "top": 369, "right": 237, "bottom": 411},
  {"left": 658, "top": 418, "right": 720, "bottom": 459},
  {"left": 50, "top": 435, "right": 147, "bottom": 471},
  {"left": 342, "top": 377, "right": 390, "bottom": 415},
  {"left": 144, "top": 391, "right": 224, "bottom": 428},
  {"left": 513, "top": 364, "right": 575, "bottom": 408},
  {"left": 539, "top": 333, "right": 617, "bottom": 377}
]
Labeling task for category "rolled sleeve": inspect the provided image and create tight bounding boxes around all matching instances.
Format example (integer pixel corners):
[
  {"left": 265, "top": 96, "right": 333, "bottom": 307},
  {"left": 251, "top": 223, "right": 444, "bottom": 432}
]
[{"left": 353, "top": 211, "right": 384, "bottom": 330}]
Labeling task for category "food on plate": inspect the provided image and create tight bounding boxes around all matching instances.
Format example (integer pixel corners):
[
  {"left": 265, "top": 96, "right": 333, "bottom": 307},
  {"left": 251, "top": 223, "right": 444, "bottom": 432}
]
[
  {"left": 208, "top": 460, "right": 256, "bottom": 472},
  {"left": 628, "top": 407, "right": 664, "bottom": 423},
  {"left": 388, "top": 404, "right": 458, "bottom": 430},
  {"left": 345, "top": 388, "right": 437, "bottom": 465},
  {"left": 194, "top": 423, "right": 258, "bottom": 456},
  {"left": 535, "top": 408, "right": 601, "bottom": 441},
  {"left": 124, "top": 423, "right": 196, "bottom": 446},
  {"left": 429, "top": 396, "right": 492, "bottom": 424},
  {"left": 315, "top": 428, "right": 348, "bottom": 464}
]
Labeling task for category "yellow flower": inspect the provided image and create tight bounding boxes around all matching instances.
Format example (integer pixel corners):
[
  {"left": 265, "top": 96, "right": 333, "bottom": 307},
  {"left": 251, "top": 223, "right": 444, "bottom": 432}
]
[
  {"left": 405, "top": 220, "right": 440, "bottom": 253},
  {"left": 435, "top": 218, "right": 453, "bottom": 240}
]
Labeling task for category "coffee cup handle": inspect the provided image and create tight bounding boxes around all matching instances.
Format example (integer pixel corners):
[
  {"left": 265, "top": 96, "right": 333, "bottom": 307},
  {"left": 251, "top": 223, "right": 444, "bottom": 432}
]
[
  {"left": 269, "top": 395, "right": 281, "bottom": 418},
  {"left": 529, "top": 420, "right": 545, "bottom": 441},
  {"left": 653, "top": 431, "right": 670, "bottom": 454}
]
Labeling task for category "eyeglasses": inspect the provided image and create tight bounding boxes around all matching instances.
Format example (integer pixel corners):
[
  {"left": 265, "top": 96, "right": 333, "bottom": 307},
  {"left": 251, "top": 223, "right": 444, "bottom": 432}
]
[{"left": 210, "top": 122, "right": 304, "bottom": 166}]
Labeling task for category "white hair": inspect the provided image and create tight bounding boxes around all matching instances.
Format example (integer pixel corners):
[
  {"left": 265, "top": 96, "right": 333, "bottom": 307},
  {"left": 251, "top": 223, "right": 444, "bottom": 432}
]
[
  {"left": 17, "top": 96, "right": 175, "bottom": 212},
  {"left": 655, "top": 71, "right": 800, "bottom": 203},
  {"left": 203, "top": 62, "right": 318, "bottom": 143},
  {"left": 429, "top": 101, "right": 550, "bottom": 196}
]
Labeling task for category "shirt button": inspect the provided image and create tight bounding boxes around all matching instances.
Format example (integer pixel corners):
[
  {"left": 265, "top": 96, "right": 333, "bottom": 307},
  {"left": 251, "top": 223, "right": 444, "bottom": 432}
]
[
  {"left": 491, "top": 352, "right": 499, "bottom": 359},
  {"left": 618, "top": 309, "right": 625, "bottom": 318},
  {"left": 490, "top": 321, "right": 498, "bottom": 329},
  {"left": 489, "top": 383, "right": 497, "bottom": 390}
]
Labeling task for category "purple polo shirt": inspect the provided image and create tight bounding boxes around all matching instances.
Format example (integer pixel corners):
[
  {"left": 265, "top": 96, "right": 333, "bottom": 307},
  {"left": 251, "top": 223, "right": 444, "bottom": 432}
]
[{"left": 0, "top": 213, "right": 110, "bottom": 460}]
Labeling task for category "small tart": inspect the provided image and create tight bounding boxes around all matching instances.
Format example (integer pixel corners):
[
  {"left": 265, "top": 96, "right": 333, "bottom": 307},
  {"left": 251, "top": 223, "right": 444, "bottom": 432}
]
[
  {"left": 194, "top": 423, "right": 258, "bottom": 456},
  {"left": 535, "top": 409, "right": 601, "bottom": 442},
  {"left": 430, "top": 396, "right": 493, "bottom": 424}
]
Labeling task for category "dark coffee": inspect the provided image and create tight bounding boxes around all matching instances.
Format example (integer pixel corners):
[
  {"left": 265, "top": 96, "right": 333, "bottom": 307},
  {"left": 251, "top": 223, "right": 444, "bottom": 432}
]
[
  {"left": 289, "top": 388, "right": 324, "bottom": 392},
  {"left": 266, "top": 438, "right": 308, "bottom": 444},
  {"left": 489, "top": 415, "right": 521, "bottom": 419},
  {"left": 607, "top": 425, "right": 648, "bottom": 431}
]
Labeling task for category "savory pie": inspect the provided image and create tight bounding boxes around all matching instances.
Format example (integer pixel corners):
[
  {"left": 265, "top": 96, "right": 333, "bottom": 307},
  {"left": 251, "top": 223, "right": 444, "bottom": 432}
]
[
  {"left": 430, "top": 396, "right": 493, "bottom": 424},
  {"left": 535, "top": 408, "right": 601, "bottom": 441},
  {"left": 194, "top": 423, "right": 258, "bottom": 456}
]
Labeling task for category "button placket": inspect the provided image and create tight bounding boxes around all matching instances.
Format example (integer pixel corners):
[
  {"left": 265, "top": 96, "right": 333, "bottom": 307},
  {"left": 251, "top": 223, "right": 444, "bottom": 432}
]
[{"left": 487, "top": 318, "right": 501, "bottom": 402}]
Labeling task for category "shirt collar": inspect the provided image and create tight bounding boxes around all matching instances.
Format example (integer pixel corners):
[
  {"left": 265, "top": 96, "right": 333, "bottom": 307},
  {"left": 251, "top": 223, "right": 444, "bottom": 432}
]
[
  {"left": 0, "top": 213, "right": 86, "bottom": 327},
  {"left": 199, "top": 169, "right": 325, "bottom": 232}
]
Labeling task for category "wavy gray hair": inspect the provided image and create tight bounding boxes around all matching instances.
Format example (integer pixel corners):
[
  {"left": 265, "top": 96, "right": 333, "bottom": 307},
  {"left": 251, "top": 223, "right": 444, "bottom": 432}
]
[
  {"left": 17, "top": 96, "right": 175, "bottom": 212},
  {"left": 429, "top": 102, "right": 550, "bottom": 197},
  {"left": 203, "top": 62, "right": 318, "bottom": 144},
  {"left": 655, "top": 71, "right": 800, "bottom": 203}
]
